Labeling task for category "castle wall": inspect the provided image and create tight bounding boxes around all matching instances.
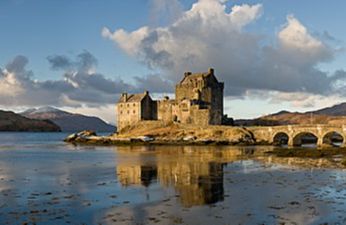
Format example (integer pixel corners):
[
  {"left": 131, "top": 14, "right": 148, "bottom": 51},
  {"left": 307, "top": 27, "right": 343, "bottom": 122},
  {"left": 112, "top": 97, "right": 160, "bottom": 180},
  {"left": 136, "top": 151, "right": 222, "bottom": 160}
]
[
  {"left": 175, "top": 75, "right": 223, "bottom": 125},
  {"left": 117, "top": 102, "right": 141, "bottom": 130},
  {"left": 157, "top": 99, "right": 174, "bottom": 123},
  {"left": 190, "top": 106, "right": 210, "bottom": 126},
  {"left": 141, "top": 95, "right": 154, "bottom": 120},
  {"left": 172, "top": 101, "right": 210, "bottom": 126},
  {"left": 209, "top": 83, "right": 224, "bottom": 125},
  {"left": 116, "top": 68, "right": 225, "bottom": 129},
  {"left": 176, "top": 84, "right": 195, "bottom": 102}
]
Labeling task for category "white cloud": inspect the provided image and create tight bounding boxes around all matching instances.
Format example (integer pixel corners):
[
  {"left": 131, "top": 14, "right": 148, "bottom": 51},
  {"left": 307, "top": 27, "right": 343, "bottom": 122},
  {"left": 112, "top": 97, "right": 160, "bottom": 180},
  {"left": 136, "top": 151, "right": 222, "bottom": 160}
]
[
  {"left": 103, "top": 0, "right": 346, "bottom": 99},
  {"left": 0, "top": 70, "right": 24, "bottom": 96},
  {"left": 230, "top": 4, "right": 263, "bottom": 29},
  {"left": 278, "top": 15, "right": 333, "bottom": 65},
  {"left": 149, "top": 0, "right": 183, "bottom": 26},
  {"left": 279, "top": 15, "right": 323, "bottom": 51},
  {"left": 102, "top": 27, "right": 151, "bottom": 57},
  {"left": 0, "top": 52, "right": 136, "bottom": 107},
  {"left": 267, "top": 91, "right": 345, "bottom": 109}
]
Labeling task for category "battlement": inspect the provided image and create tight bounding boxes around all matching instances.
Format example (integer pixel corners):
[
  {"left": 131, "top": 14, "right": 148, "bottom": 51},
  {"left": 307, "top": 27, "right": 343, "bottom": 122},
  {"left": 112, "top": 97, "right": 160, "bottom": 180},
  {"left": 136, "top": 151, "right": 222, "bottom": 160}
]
[{"left": 116, "top": 68, "right": 224, "bottom": 131}]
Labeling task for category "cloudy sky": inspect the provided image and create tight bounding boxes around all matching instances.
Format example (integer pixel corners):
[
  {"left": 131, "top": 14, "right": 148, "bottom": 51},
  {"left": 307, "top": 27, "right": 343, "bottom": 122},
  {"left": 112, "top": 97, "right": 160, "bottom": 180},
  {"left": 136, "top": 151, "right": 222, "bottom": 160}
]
[{"left": 1, "top": 0, "right": 346, "bottom": 123}]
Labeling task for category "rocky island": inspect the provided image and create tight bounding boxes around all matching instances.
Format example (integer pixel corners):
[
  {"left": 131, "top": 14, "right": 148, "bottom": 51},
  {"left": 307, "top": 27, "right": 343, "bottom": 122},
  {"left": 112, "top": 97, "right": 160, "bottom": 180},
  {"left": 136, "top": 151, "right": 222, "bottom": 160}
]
[
  {"left": 65, "top": 68, "right": 346, "bottom": 148},
  {"left": 65, "top": 68, "right": 252, "bottom": 145},
  {"left": 64, "top": 121, "right": 254, "bottom": 145}
]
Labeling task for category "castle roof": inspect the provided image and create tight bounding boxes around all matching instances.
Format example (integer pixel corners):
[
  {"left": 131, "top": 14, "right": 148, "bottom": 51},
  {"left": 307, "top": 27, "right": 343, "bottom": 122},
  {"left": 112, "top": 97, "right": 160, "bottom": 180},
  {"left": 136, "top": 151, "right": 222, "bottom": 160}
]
[
  {"left": 125, "top": 94, "right": 146, "bottom": 102},
  {"left": 179, "top": 68, "right": 218, "bottom": 84},
  {"left": 118, "top": 91, "right": 149, "bottom": 103}
]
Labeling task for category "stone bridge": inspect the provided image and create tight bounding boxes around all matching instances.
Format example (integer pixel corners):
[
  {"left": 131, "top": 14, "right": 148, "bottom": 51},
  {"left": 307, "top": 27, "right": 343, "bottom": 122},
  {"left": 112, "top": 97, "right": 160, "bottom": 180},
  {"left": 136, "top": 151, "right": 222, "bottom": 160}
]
[{"left": 249, "top": 125, "right": 346, "bottom": 147}]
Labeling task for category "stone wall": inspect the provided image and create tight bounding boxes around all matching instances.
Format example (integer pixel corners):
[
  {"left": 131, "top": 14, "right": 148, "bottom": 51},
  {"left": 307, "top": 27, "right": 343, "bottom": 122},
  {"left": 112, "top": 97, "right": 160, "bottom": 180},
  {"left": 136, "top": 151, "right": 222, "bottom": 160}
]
[
  {"left": 209, "top": 83, "right": 224, "bottom": 125},
  {"left": 190, "top": 105, "right": 210, "bottom": 126},
  {"left": 157, "top": 98, "right": 175, "bottom": 123},
  {"left": 170, "top": 101, "right": 210, "bottom": 126},
  {"left": 117, "top": 101, "right": 141, "bottom": 130},
  {"left": 141, "top": 95, "right": 155, "bottom": 120},
  {"left": 117, "top": 68, "right": 224, "bottom": 129},
  {"left": 175, "top": 72, "right": 224, "bottom": 125}
]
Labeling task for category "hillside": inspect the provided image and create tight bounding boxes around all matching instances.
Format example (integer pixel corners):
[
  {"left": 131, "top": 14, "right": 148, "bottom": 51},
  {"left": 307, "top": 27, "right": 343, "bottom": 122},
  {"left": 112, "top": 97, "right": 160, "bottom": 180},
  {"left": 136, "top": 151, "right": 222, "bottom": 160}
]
[
  {"left": 235, "top": 103, "right": 346, "bottom": 126},
  {"left": 310, "top": 102, "right": 346, "bottom": 116},
  {"left": 21, "top": 107, "right": 116, "bottom": 132},
  {"left": 0, "top": 110, "right": 61, "bottom": 132}
]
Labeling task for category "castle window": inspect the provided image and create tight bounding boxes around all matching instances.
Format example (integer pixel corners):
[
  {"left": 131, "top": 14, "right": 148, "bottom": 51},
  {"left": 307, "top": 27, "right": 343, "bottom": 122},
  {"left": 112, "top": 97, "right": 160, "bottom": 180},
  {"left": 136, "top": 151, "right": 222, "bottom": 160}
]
[
  {"left": 127, "top": 110, "right": 129, "bottom": 114},
  {"left": 133, "top": 110, "right": 135, "bottom": 114},
  {"left": 120, "top": 104, "right": 123, "bottom": 108},
  {"left": 127, "top": 104, "right": 129, "bottom": 107},
  {"left": 120, "top": 110, "right": 123, "bottom": 114},
  {"left": 133, "top": 103, "right": 135, "bottom": 106}
]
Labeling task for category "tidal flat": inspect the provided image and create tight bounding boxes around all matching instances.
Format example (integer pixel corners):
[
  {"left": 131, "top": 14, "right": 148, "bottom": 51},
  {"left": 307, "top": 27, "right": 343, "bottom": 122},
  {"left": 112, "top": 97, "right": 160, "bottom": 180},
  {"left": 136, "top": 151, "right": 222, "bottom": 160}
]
[{"left": 1, "top": 133, "right": 346, "bottom": 224}]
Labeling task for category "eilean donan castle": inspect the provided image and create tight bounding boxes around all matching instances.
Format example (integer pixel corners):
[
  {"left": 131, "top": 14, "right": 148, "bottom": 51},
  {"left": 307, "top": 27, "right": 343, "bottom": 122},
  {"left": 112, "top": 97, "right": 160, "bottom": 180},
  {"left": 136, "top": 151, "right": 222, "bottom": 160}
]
[{"left": 116, "top": 68, "right": 224, "bottom": 131}]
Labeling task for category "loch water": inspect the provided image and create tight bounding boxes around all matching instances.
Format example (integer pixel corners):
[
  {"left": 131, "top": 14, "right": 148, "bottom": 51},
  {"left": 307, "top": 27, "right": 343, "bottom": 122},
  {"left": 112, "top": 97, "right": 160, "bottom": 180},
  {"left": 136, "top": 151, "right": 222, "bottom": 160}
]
[{"left": 1, "top": 133, "right": 346, "bottom": 224}]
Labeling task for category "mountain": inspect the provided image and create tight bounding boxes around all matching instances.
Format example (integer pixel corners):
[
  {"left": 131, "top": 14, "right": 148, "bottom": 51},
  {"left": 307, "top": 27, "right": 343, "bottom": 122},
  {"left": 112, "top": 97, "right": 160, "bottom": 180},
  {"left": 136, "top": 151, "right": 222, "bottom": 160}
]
[
  {"left": 21, "top": 107, "right": 116, "bottom": 132},
  {"left": 0, "top": 110, "right": 61, "bottom": 132},
  {"left": 310, "top": 102, "right": 346, "bottom": 116},
  {"left": 235, "top": 103, "right": 346, "bottom": 126}
]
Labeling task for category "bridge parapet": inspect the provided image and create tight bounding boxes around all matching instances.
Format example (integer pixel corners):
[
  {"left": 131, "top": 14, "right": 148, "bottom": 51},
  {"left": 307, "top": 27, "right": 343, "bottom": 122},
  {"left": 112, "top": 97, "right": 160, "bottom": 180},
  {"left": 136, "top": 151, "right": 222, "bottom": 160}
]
[{"left": 248, "top": 124, "right": 346, "bottom": 147}]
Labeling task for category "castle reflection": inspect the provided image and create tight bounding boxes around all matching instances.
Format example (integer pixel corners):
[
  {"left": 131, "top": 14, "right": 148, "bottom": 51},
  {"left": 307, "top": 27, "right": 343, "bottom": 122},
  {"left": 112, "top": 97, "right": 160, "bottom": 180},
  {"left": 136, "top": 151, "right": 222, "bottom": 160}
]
[{"left": 115, "top": 146, "right": 258, "bottom": 207}]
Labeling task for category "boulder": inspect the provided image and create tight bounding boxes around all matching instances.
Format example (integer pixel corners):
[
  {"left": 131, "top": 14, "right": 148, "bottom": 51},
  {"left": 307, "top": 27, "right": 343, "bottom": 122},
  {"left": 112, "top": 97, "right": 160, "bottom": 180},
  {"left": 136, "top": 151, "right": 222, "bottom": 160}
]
[
  {"left": 64, "top": 130, "right": 97, "bottom": 142},
  {"left": 138, "top": 136, "right": 155, "bottom": 142},
  {"left": 64, "top": 133, "right": 78, "bottom": 142},
  {"left": 183, "top": 135, "right": 196, "bottom": 141}
]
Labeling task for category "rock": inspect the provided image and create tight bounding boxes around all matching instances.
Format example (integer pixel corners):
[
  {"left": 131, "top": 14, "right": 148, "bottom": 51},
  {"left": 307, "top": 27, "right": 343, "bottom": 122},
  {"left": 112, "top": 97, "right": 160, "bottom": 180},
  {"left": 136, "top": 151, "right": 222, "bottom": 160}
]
[
  {"left": 78, "top": 130, "right": 97, "bottom": 137},
  {"left": 64, "top": 130, "right": 97, "bottom": 142},
  {"left": 183, "top": 135, "right": 196, "bottom": 141},
  {"left": 64, "top": 133, "right": 78, "bottom": 142},
  {"left": 138, "top": 136, "right": 155, "bottom": 142}
]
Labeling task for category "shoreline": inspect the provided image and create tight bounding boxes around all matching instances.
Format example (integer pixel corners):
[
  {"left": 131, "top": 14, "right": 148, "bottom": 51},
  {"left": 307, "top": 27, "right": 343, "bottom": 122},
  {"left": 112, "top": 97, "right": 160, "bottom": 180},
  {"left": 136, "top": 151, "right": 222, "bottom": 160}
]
[
  {"left": 63, "top": 130, "right": 345, "bottom": 149},
  {"left": 63, "top": 129, "right": 260, "bottom": 146},
  {"left": 64, "top": 135, "right": 258, "bottom": 146},
  {"left": 63, "top": 130, "right": 346, "bottom": 167}
]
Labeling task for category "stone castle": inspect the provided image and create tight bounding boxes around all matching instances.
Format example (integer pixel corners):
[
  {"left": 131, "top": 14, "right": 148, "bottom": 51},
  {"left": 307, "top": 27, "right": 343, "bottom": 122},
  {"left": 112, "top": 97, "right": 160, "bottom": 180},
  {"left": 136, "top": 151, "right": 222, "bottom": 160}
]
[{"left": 116, "top": 68, "right": 224, "bottom": 131}]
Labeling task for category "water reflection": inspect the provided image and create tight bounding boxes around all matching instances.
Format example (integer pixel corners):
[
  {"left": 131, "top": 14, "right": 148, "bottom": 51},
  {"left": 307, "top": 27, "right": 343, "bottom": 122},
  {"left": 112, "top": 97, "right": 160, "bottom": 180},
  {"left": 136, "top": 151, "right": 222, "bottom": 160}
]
[
  {"left": 115, "top": 146, "right": 260, "bottom": 207},
  {"left": 2, "top": 134, "right": 346, "bottom": 224}
]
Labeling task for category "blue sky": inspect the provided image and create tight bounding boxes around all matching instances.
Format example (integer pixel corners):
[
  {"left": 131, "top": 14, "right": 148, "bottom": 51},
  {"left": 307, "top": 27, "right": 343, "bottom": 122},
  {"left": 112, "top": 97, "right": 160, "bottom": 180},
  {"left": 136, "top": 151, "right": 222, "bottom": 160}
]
[{"left": 1, "top": 0, "right": 346, "bottom": 123}]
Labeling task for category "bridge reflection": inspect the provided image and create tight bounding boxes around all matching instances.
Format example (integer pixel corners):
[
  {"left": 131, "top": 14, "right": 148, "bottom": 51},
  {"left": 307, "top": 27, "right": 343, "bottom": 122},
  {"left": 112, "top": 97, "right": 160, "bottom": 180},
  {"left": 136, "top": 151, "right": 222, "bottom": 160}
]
[{"left": 114, "top": 146, "right": 258, "bottom": 207}]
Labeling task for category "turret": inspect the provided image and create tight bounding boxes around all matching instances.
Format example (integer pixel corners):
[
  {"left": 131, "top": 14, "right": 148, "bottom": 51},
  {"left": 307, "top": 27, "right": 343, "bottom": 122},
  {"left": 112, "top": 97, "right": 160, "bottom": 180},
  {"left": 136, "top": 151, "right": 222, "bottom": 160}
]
[
  {"left": 208, "top": 68, "right": 214, "bottom": 75},
  {"left": 121, "top": 92, "right": 128, "bottom": 101},
  {"left": 184, "top": 72, "right": 192, "bottom": 77}
]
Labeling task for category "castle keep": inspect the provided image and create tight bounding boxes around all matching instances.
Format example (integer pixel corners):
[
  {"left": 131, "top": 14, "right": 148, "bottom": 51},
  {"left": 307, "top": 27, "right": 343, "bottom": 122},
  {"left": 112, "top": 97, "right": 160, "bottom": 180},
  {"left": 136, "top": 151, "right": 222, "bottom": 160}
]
[{"left": 116, "top": 68, "right": 224, "bottom": 131}]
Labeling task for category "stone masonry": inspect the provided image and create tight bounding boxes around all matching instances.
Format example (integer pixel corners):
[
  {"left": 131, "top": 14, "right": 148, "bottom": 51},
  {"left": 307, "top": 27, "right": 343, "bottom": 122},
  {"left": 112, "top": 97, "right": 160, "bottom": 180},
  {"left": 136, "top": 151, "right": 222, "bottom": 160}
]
[{"left": 116, "top": 68, "right": 224, "bottom": 131}]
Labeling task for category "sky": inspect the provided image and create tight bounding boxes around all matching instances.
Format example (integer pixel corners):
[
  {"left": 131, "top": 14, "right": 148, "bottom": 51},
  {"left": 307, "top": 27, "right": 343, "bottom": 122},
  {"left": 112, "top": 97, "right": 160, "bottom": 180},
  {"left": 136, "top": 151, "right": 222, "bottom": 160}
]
[{"left": 1, "top": 0, "right": 346, "bottom": 124}]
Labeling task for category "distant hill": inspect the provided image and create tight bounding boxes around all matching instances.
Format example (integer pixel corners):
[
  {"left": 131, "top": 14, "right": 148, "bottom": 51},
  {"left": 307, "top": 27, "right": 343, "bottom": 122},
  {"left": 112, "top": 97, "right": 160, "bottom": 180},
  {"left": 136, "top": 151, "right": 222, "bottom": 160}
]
[
  {"left": 21, "top": 107, "right": 116, "bottom": 132},
  {"left": 235, "top": 103, "right": 346, "bottom": 126},
  {"left": 309, "top": 102, "right": 346, "bottom": 116},
  {"left": 0, "top": 110, "right": 61, "bottom": 132}
]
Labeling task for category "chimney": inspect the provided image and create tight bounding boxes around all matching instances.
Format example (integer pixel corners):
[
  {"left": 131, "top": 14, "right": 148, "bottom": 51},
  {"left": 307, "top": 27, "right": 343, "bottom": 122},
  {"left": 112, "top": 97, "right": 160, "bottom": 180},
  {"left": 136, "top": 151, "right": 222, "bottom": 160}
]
[
  {"left": 121, "top": 92, "right": 128, "bottom": 101},
  {"left": 184, "top": 72, "right": 192, "bottom": 77},
  {"left": 144, "top": 90, "right": 149, "bottom": 95},
  {"left": 208, "top": 68, "right": 214, "bottom": 75}
]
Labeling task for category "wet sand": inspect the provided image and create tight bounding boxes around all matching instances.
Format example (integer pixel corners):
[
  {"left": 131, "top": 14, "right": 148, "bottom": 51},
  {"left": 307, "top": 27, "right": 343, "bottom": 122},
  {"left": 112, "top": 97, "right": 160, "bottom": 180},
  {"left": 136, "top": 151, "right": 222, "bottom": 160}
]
[{"left": 1, "top": 133, "right": 346, "bottom": 224}]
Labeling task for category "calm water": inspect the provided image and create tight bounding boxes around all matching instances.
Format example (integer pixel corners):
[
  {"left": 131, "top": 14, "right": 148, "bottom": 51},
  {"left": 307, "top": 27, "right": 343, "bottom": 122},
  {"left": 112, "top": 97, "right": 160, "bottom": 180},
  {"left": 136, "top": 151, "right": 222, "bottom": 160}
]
[{"left": 1, "top": 133, "right": 346, "bottom": 225}]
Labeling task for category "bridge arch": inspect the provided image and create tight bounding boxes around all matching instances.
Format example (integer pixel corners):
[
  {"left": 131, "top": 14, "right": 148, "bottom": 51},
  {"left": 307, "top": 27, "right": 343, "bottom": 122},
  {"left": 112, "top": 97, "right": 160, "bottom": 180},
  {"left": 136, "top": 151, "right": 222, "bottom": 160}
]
[
  {"left": 272, "top": 132, "right": 289, "bottom": 146},
  {"left": 322, "top": 131, "right": 345, "bottom": 147},
  {"left": 292, "top": 132, "right": 318, "bottom": 147}
]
